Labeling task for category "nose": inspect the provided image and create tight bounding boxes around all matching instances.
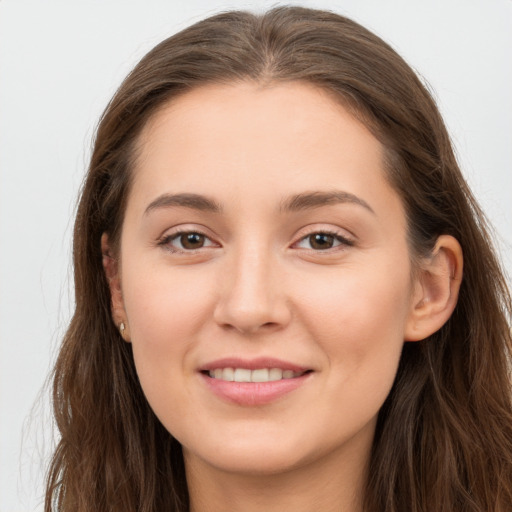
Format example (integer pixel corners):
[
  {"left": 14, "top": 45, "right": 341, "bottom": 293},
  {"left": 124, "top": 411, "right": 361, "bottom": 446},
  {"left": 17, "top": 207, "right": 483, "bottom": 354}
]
[{"left": 213, "top": 247, "right": 292, "bottom": 335}]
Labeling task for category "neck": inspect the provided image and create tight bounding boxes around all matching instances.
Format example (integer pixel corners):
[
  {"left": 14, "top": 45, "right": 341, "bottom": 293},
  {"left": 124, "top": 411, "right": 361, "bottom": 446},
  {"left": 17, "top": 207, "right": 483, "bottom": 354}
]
[{"left": 185, "top": 440, "right": 369, "bottom": 512}]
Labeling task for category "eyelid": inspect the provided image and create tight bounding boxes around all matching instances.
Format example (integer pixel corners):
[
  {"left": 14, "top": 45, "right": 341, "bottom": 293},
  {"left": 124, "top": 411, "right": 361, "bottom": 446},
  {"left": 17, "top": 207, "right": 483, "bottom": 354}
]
[
  {"left": 157, "top": 225, "right": 221, "bottom": 254},
  {"left": 291, "top": 225, "right": 355, "bottom": 251},
  {"left": 156, "top": 224, "right": 355, "bottom": 254}
]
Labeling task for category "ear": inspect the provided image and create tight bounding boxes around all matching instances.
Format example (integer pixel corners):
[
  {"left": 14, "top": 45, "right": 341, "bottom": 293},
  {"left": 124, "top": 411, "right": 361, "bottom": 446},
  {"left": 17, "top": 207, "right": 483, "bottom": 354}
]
[
  {"left": 405, "top": 235, "right": 463, "bottom": 341},
  {"left": 101, "top": 233, "right": 130, "bottom": 342}
]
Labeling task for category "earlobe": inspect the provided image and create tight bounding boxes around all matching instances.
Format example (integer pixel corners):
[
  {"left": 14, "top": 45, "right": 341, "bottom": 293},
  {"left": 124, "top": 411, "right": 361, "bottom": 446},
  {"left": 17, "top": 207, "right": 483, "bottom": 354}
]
[
  {"left": 405, "top": 235, "right": 463, "bottom": 341},
  {"left": 101, "top": 233, "right": 131, "bottom": 342}
]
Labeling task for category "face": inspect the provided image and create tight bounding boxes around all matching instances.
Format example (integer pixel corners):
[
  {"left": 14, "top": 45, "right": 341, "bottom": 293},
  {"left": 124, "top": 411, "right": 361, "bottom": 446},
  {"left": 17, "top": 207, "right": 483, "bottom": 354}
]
[{"left": 112, "top": 82, "right": 420, "bottom": 476}]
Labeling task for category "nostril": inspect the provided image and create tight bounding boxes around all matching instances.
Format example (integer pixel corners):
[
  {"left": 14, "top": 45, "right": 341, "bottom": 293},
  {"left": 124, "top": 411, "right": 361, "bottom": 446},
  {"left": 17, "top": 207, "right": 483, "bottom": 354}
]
[{"left": 218, "top": 319, "right": 282, "bottom": 335}]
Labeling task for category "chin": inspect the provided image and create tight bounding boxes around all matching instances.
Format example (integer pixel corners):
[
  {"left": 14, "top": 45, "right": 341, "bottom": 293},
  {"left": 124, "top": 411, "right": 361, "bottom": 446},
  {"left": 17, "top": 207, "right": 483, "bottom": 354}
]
[
  {"left": 182, "top": 431, "right": 328, "bottom": 477},
  {"left": 197, "top": 450, "right": 306, "bottom": 476}
]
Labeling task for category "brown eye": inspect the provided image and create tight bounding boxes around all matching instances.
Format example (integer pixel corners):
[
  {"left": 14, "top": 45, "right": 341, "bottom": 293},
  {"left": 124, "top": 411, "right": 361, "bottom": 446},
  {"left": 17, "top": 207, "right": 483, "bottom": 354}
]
[
  {"left": 160, "top": 231, "right": 216, "bottom": 253},
  {"left": 179, "top": 232, "right": 206, "bottom": 249},
  {"left": 294, "top": 231, "right": 353, "bottom": 251},
  {"left": 308, "top": 233, "right": 335, "bottom": 250}
]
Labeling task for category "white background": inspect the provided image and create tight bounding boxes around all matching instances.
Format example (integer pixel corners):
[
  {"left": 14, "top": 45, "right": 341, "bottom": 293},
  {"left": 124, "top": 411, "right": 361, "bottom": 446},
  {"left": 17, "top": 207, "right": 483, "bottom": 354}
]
[{"left": 0, "top": 0, "right": 510, "bottom": 510}]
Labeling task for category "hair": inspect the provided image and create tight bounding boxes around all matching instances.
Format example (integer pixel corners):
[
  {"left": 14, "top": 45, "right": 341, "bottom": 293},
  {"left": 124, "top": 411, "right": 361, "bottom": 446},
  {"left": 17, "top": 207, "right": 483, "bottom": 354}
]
[{"left": 45, "top": 6, "right": 512, "bottom": 511}]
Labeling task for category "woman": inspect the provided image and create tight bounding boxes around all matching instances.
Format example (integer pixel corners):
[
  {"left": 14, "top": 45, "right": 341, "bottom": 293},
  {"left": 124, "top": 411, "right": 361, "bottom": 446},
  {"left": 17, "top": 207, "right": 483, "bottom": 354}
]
[{"left": 45, "top": 6, "right": 512, "bottom": 511}]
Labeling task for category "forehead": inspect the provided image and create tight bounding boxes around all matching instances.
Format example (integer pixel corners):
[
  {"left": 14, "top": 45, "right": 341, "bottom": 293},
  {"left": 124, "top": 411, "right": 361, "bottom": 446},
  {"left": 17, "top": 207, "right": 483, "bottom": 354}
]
[
  {"left": 129, "top": 81, "right": 403, "bottom": 226},
  {"left": 137, "top": 81, "right": 370, "bottom": 154}
]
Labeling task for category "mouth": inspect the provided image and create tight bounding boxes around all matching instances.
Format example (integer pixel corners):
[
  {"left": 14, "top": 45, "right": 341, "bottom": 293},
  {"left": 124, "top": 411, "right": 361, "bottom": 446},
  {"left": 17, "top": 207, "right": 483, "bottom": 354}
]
[
  {"left": 203, "top": 367, "right": 310, "bottom": 383},
  {"left": 199, "top": 358, "right": 313, "bottom": 406}
]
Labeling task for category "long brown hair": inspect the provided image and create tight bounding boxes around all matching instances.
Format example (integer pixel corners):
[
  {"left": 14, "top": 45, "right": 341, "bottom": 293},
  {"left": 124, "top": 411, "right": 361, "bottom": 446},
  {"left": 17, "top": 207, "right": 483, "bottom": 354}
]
[{"left": 45, "top": 7, "right": 512, "bottom": 511}]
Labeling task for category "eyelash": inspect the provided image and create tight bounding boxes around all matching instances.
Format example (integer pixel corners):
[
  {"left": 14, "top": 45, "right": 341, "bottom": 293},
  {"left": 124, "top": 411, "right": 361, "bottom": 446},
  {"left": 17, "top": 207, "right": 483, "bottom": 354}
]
[
  {"left": 157, "top": 229, "right": 215, "bottom": 254},
  {"left": 157, "top": 228, "right": 354, "bottom": 255},
  {"left": 294, "top": 230, "right": 355, "bottom": 252}
]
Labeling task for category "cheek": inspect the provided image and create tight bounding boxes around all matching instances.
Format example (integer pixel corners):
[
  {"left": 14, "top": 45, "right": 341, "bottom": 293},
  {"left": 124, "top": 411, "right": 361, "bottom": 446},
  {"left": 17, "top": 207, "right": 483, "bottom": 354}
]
[
  {"left": 124, "top": 262, "right": 213, "bottom": 337},
  {"left": 120, "top": 265, "right": 220, "bottom": 433},
  {"left": 297, "top": 258, "right": 412, "bottom": 383},
  {"left": 299, "top": 268, "right": 411, "bottom": 428},
  {"left": 121, "top": 264, "right": 216, "bottom": 387},
  {"left": 301, "top": 264, "right": 411, "bottom": 338}
]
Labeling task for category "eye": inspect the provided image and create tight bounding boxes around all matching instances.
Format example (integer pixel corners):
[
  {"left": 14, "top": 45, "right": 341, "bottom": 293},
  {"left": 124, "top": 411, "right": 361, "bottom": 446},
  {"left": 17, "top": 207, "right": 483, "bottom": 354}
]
[
  {"left": 295, "top": 231, "right": 353, "bottom": 251},
  {"left": 159, "top": 231, "right": 216, "bottom": 252}
]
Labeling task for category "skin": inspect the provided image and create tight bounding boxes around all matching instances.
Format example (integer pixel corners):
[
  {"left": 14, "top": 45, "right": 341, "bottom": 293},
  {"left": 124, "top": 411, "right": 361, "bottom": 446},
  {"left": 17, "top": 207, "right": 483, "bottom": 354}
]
[{"left": 103, "top": 82, "right": 462, "bottom": 512}]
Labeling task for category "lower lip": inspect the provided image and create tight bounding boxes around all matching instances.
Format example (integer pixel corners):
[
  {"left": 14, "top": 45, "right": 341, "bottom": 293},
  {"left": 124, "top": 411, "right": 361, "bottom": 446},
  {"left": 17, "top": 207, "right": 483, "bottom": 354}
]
[{"left": 200, "top": 372, "right": 312, "bottom": 406}]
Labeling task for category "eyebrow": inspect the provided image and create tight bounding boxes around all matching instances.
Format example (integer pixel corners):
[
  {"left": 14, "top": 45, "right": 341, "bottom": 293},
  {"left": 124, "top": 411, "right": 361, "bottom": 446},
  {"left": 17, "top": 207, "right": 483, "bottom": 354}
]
[
  {"left": 143, "top": 190, "right": 374, "bottom": 216},
  {"left": 280, "top": 190, "right": 375, "bottom": 214},
  {"left": 144, "top": 193, "right": 222, "bottom": 215}
]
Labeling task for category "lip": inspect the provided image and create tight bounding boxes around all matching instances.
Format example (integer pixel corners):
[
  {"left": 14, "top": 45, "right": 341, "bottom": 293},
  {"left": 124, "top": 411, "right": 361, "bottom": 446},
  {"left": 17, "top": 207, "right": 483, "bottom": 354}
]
[
  {"left": 199, "top": 357, "right": 308, "bottom": 373},
  {"left": 199, "top": 357, "right": 313, "bottom": 406}
]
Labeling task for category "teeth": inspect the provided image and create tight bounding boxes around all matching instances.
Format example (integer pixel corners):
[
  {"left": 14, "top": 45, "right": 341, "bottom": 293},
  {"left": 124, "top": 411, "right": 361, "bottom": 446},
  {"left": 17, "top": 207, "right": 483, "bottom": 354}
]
[
  {"left": 269, "top": 368, "right": 283, "bottom": 380},
  {"left": 234, "top": 368, "right": 251, "bottom": 382},
  {"left": 207, "top": 367, "right": 304, "bottom": 382},
  {"left": 222, "top": 367, "right": 234, "bottom": 381},
  {"left": 251, "top": 368, "right": 269, "bottom": 382}
]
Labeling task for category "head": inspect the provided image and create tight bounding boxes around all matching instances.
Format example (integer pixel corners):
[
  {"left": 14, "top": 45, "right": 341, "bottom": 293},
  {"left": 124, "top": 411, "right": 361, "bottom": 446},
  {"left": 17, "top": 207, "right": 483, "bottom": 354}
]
[{"left": 47, "top": 6, "right": 512, "bottom": 512}]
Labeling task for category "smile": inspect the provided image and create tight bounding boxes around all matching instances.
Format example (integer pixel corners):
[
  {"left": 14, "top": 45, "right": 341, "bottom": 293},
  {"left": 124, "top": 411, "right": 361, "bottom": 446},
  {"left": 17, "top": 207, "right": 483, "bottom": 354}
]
[
  {"left": 207, "top": 368, "right": 306, "bottom": 382},
  {"left": 200, "top": 359, "right": 313, "bottom": 406}
]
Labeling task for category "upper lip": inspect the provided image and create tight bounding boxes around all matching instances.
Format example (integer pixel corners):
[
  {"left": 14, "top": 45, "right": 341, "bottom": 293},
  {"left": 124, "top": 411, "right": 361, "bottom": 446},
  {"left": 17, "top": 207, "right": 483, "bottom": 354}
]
[{"left": 199, "top": 357, "right": 310, "bottom": 373}]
